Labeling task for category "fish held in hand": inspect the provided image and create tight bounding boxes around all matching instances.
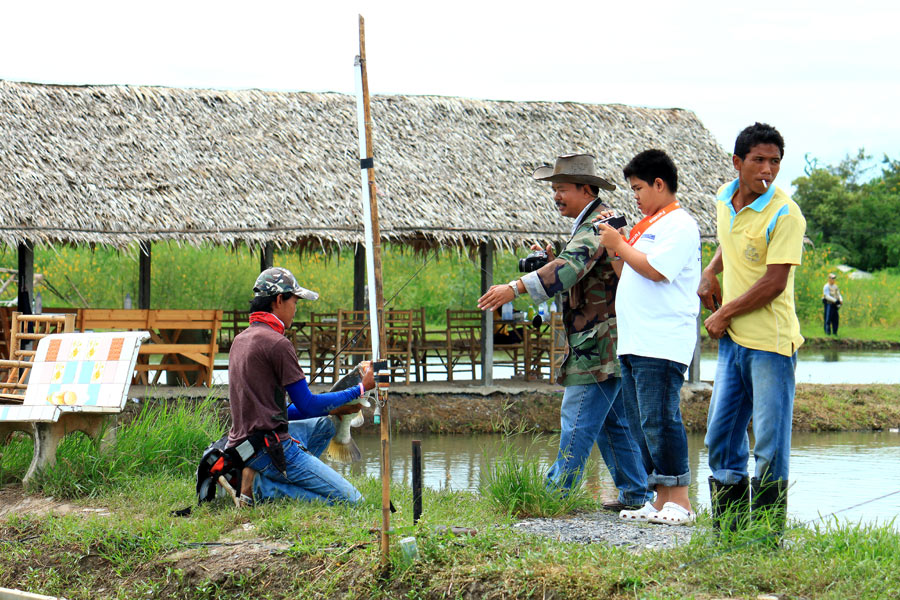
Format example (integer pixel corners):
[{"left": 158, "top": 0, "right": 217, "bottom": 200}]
[{"left": 325, "top": 364, "right": 371, "bottom": 463}]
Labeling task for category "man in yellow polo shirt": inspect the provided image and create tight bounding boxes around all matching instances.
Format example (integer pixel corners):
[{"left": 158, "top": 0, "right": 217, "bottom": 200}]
[{"left": 697, "top": 122, "right": 806, "bottom": 538}]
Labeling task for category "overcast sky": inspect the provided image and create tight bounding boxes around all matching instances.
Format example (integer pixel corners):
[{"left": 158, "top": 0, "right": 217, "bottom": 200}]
[{"left": 3, "top": 0, "right": 897, "bottom": 188}]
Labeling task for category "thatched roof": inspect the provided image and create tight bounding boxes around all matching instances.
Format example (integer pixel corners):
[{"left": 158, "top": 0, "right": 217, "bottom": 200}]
[{"left": 0, "top": 79, "right": 732, "bottom": 252}]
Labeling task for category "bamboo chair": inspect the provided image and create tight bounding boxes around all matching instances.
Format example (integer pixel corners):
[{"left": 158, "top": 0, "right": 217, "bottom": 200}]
[
  {"left": 307, "top": 312, "right": 339, "bottom": 384},
  {"left": 384, "top": 310, "right": 414, "bottom": 384},
  {"left": 0, "top": 306, "right": 12, "bottom": 362},
  {"left": 525, "top": 312, "right": 567, "bottom": 383},
  {"left": 446, "top": 309, "right": 482, "bottom": 381},
  {"left": 492, "top": 312, "right": 527, "bottom": 377},
  {"left": 0, "top": 312, "right": 76, "bottom": 403},
  {"left": 334, "top": 310, "right": 370, "bottom": 384},
  {"left": 412, "top": 307, "right": 450, "bottom": 382}
]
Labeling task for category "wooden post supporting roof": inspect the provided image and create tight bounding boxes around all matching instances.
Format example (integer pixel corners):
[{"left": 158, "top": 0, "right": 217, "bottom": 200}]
[
  {"left": 689, "top": 309, "right": 702, "bottom": 383},
  {"left": 352, "top": 244, "right": 366, "bottom": 363},
  {"left": 480, "top": 241, "right": 494, "bottom": 386},
  {"left": 353, "top": 244, "right": 365, "bottom": 312},
  {"left": 138, "top": 241, "right": 151, "bottom": 310},
  {"left": 260, "top": 242, "right": 274, "bottom": 272},
  {"left": 16, "top": 241, "right": 34, "bottom": 314}
]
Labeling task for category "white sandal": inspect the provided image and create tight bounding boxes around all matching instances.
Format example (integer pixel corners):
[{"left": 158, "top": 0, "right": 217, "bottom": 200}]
[
  {"left": 619, "top": 502, "right": 659, "bottom": 522},
  {"left": 648, "top": 502, "right": 695, "bottom": 526}
]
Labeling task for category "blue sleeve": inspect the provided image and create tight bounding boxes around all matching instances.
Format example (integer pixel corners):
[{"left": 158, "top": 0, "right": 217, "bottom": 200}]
[{"left": 285, "top": 379, "right": 361, "bottom": 420}]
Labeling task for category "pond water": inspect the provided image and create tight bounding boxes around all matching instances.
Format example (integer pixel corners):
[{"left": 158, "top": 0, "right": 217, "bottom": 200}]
[
  {"left": 213, "top": 349, "right": 900, "bottom": 385},
  {"left": 337, "top": 431, "right": 900, "bottom": 528},
  {"left": 699, "top": 349, "right": 900, "bottom": 384}
]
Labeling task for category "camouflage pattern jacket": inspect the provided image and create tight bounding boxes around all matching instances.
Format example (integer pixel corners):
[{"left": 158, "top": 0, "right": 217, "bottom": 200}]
[{"left": 522, "top": 201, "right": 619, "bottom": 386}]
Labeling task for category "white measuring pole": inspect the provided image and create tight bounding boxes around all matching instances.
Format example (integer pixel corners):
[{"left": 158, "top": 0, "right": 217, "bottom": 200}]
[{"left": 354, "top": 56, "right": 380, "bottom": 360}]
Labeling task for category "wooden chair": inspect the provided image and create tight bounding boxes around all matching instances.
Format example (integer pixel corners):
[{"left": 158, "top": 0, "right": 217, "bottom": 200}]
[
  {"left": 492, "top": 313, "right": 527, "bottom": 377},
  {"left": 218, "top": 309, "right": 250, "bottom": 352},
  {"left": 333, "top": 310, "right": 370, "bottom": 384},
  {"left": 307, "top": 312, "right": 339, "bottom": 384},
  {"left": 525, "top": 312, "right": 567, "bottom": 383},
  {"left": 446, "top": 309, "right": 481, "bottom": 381},
  {"left": 0, "top": 312, "right": 77, "bottom": 403},
  {"left": 0, "top": 306, "right": 13, "bottom": 362},
  {"left": 412, "top": 307, "right": 449, "bottom": 382},
  {"left": 384, "top": 310, "right": 414, "bottom": 384}
]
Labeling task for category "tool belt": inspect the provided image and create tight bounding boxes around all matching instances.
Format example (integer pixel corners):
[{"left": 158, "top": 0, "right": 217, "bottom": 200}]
[{"left": 195, "top": 430, "right": 291, "bottom": 505}]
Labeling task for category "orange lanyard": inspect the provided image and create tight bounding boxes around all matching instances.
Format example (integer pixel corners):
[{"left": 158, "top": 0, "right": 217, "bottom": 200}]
[{"left": 625, "top": 201, "right": 681, "bottom": 246}]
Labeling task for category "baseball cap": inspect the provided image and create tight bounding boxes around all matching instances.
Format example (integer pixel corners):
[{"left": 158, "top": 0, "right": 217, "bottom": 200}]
[{"left": 253, "top": 267, "right": 319, "bottom": 300}]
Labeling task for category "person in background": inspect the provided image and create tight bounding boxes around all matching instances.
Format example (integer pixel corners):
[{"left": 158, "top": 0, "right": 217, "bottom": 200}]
[{"left": 822, "top": 273, "right": 843, "bottom": 335}]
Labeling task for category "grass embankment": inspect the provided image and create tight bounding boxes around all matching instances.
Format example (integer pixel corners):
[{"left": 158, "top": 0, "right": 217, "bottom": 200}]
[
  {"left": 1, "top": 401, "right": 899, "bottom": 599},
  {"left": 3, "top": 243, "right": 900, "bottom": 340}
]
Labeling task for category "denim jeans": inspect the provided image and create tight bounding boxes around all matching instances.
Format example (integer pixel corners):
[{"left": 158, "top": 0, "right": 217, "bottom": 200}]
[
  {"left": 705, "top": 335, "right": 797, "bottom": 485},
  {"left": 247, "top": 417, "right": 363, "bottom": 504},
  {"left": 823, "top": 301, "right": 839, "bottom": 335},
  {"left": 546, "top": 377, "right": 652, "bottom": 505},
  {"left": 620, "top": 354, "right": 691, "bottom": 488}
]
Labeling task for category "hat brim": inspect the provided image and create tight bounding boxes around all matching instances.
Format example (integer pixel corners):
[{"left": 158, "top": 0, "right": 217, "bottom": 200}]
[
  {"left": 532, "top": 166, "right": 616, "bottom": 191},
  {"left": 293, "top": 286, "right": 319, "bottom": 301}
]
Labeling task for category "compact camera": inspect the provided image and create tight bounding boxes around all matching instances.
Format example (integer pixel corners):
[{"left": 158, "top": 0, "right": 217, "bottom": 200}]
[
  {"left": 591, "top": 214, "right": 627, "bottom": 236},
  {"left": 518, "top": 250, "right": 549, "bottom": 273}
]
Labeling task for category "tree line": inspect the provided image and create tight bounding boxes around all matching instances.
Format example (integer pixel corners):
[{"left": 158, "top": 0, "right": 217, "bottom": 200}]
[{"left": 792, "top": 150, "right": 900, "bottom": 272}]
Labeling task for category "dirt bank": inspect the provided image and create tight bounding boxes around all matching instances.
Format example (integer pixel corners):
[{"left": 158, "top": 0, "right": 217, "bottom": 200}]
[
  {"left": 701, "top": 337, "right": 900, "bottom": 351},
  {"left": 354, "top": 383, "right": 900, "bottom": 435}
]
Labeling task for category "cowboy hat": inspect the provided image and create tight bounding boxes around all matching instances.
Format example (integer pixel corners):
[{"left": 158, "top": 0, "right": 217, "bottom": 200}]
[{"left": 532, "top": 153, "right": 616, "bottom": 191}]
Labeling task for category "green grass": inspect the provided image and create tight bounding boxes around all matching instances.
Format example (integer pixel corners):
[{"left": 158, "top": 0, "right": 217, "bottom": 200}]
[
  {"left": 2, "top": 401, "right": 899, "bottom": 598},
  {"left": 480, "top": 430, "right": 594, "bottom": 518}
]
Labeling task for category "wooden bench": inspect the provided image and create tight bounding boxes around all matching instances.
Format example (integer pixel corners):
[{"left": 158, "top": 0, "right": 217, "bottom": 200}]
[
  {"left": 77, "top": 309, "right": 222, "bottom": 387},
  {"left": 0, "top": 331, "right": 148, "bottom": 483}
]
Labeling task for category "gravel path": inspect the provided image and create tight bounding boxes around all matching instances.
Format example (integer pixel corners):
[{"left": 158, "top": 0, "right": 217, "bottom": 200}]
[{"left": 512, "top": 509, "right": 695, "bottom": 551}]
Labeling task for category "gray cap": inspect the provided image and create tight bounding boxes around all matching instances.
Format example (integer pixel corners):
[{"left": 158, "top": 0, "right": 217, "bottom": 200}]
[{"left": 253, "top": 267, "right": 319, "bottom": 300}]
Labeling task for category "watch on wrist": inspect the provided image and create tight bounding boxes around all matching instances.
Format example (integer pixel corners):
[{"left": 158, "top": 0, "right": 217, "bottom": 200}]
[{"left": 507, "top": 280, "right": 521, "bottom": 298}]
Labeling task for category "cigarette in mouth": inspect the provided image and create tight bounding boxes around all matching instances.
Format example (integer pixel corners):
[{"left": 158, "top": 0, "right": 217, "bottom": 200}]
[{"left": 762, "top": 180, "right": 768, "bottom": 189}]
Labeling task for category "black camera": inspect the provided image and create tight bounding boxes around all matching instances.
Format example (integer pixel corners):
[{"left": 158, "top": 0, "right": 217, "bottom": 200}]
[
  {"left": 518, "top": 250, "right": 548, "bottom": 273},
  {"left": 591, "top": 214, "right": 627, "bottom": 235}
]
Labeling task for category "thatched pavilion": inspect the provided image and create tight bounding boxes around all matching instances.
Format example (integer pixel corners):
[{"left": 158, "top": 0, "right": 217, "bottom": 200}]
[{"left": 0, "top": 79, "right": 733, "bottom": 381}]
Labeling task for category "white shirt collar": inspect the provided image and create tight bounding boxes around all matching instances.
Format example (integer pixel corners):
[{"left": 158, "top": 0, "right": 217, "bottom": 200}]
[{"left": 571, "top": 200, "right": 596, "bottom": 236}]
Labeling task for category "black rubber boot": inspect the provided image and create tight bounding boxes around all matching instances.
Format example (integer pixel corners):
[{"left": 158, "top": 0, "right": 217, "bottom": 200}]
[
  {"left": 751, "top": 477, "right": 788, "bottom": 545},
  {"left": 708, "top": 476, "right": 750, "bottom": 532}
]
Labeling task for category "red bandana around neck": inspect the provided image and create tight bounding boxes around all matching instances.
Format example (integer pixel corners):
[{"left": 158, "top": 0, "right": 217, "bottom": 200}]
[{"left": 249, "top": 311, "right": 286, "bottom": 335}]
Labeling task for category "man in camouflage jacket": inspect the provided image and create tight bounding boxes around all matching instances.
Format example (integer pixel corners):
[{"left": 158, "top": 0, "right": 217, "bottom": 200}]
[{"left": 479, "top": 154, "right": 651, "bottom": 509}]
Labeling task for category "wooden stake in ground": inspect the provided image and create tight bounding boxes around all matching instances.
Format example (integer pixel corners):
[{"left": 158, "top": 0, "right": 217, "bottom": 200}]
[{"left": 354, "top": 14, "right": 391, "bottom": 569}]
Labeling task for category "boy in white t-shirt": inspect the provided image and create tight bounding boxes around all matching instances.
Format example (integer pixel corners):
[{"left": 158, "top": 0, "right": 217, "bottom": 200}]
[{"left": 595, "top": 149, "right": 701, "bottom": 526}]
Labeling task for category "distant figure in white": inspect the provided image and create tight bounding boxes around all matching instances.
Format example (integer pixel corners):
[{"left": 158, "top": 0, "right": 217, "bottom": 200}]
[{"left": 822, "top": 273, "right": 843, "bottom": 335}]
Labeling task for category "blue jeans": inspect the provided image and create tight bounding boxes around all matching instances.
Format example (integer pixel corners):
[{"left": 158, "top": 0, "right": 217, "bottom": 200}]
[
  {"left": 546, "top": 377, "right": 651, "bottom": 505},
  {"left": 620, "top": 354, "right": 691, "bottom": 488},
  {"left": 247, "top": 417, "right": 363, "bottom": 504},
  {"left": 705, "top": 335, "right": 797, "bottom": 485},
  {"left": 824, "top": 301, "right": 839, "bottom": 335}
]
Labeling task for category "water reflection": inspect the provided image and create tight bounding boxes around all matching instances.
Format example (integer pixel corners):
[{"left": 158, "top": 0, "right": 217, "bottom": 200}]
[
  {"left": 822, "top": 348, "right": 840, "bottom": 362},
  {"left": 337, "top": 431, "right": 900, "bottom": 528}
]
